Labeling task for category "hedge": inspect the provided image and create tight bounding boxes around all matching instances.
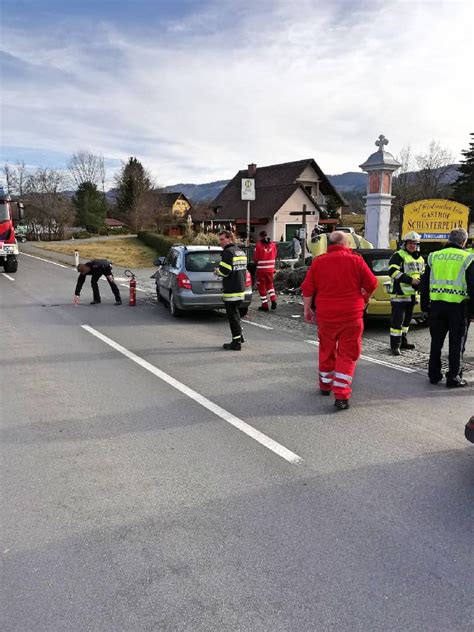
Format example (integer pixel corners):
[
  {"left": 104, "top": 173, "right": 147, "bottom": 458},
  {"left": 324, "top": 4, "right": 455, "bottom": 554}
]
[{"left": 137, "top": 231, "right": 177, "bottom": 256}]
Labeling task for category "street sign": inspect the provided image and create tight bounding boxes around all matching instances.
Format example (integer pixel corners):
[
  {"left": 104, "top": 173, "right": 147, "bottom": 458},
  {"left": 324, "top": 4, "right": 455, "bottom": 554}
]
[
  {"left": 241, "top": 178, "right": 255, "bottom": 201},
  {"left": 402, "top": 199, "right": 469, "bottom": 241}
]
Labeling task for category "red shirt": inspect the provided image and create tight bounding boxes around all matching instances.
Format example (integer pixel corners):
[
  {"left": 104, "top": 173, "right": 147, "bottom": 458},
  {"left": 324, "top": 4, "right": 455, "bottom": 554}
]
[{"left": 301, "top": 245, "right": 378, "bottom": 323}]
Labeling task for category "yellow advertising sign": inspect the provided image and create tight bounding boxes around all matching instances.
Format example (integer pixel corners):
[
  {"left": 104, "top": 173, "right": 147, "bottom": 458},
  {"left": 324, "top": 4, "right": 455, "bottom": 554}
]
[{"left": 402, "top": 199, "right": 469, "bottom": 241}]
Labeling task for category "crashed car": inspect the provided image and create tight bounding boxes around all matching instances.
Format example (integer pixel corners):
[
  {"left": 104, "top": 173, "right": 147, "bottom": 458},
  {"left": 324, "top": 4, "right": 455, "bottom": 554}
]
[
  {"left": 358, "top": 249, "right": 425, "bottom": 322},
  {"left": 154, "top": 244, "right": 253, "bottom": 317}
]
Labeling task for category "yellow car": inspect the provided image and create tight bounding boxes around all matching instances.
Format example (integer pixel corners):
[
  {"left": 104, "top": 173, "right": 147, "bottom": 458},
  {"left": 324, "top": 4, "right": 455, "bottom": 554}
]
[{"left": 358, "top": 249, "right": 425, "bottom": 321}]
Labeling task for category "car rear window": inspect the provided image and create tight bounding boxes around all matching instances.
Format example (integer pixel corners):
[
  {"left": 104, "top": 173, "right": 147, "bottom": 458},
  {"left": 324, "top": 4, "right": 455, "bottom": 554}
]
[
  {"left": 366, "top": 257, "right": 391, "bottom": 275},
  {"left": 185, "top": 251, "right": 222, "bottom": 272}
]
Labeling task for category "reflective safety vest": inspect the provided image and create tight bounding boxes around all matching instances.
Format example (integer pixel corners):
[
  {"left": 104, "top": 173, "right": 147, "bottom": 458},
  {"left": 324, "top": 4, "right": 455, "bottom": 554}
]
[
  {"left": 389, "top": 249, "right": 425, "bottom": 298},
  {"left": 216, "top": 243, "right": 247, "bottom": 301},
  {"left": 428, "top": 247, "right": 474, "bottom": 303}
]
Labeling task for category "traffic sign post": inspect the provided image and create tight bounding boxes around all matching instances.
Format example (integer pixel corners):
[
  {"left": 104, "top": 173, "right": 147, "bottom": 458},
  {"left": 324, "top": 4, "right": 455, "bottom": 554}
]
[{"left": 241, "top": 178, "right": 255, "bottom": 245}]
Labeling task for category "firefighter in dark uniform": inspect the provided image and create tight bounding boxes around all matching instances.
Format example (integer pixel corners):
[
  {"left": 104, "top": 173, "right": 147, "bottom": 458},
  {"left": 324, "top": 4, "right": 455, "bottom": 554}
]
[
  {"left": 420, "top": 228, "right": 474, "bottom": 388},
  {"left": 388, "top": 231, "right": 425, "bottom": 355},
  {"left": 215, "top": 230, "right": 247, "bottom": 350},
  {"left": 74, "top": 259, "right": 122, "bottom": 305}
]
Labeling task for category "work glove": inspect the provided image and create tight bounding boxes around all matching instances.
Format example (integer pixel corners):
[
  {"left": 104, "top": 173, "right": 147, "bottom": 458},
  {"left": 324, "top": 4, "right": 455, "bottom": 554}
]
[{"left": 73, "top": 295, "right": 80, "bottom": 305}]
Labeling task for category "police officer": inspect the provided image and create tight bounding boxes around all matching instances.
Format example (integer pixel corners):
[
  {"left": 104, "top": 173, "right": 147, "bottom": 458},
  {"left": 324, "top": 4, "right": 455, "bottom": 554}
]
[
  {"left": 420, "top": 228, "right": 474, "bottom": 388},
  {"left": 74, "top": 259, "right": 122, "bottom": 305},
  {"left": 215, "top": 230, "right": 247, "bottom": 350},
  {"left": 388, "top": 231, "right": 425, "bottom": 355}
]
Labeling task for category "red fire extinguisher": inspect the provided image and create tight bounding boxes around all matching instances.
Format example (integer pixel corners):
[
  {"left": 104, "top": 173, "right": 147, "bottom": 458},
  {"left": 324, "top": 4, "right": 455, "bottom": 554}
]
[{"left": 125, "top": 270, "right": 136, "bottom": 306}]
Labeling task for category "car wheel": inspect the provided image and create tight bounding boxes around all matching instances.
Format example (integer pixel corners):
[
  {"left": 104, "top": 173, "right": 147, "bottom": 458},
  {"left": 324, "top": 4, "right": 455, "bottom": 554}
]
[
  {"left": 4, "top": 256, "right": 18, "bottom": 273},
  {"left": 238, "top": 306, "right": 249, "bottom": 317},
  {"left": 169, "top": 291, "right": 183, "bottom": 317}
]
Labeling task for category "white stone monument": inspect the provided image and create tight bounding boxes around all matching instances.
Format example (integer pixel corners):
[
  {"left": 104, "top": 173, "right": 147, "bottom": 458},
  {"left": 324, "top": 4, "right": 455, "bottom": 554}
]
[{"left": 359, "top": 135, "right": 401, "bottom": 248}]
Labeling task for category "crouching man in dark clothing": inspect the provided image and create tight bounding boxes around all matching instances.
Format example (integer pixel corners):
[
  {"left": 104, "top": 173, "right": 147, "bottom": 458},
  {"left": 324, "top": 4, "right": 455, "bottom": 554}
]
[{"left": 74, "top": 259, "right": 122, "bottom": 305}]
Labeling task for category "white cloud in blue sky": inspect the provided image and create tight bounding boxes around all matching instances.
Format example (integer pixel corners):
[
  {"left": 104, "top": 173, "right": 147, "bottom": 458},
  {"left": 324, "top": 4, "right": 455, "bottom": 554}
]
[{"left": 1, "top": 0, "right": 473, "bottom": 185}]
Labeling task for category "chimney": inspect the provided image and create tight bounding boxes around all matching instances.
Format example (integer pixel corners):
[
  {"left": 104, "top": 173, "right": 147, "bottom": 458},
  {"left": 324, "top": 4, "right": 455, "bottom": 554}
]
[{"left": 247, "top": 163, "right": 257, "bottom": 177}]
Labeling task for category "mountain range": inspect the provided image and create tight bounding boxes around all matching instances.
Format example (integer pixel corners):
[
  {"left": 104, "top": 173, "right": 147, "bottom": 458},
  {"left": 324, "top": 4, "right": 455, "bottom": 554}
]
[{"left": 163, "top": 165, "right": 460, "bottom": 203}]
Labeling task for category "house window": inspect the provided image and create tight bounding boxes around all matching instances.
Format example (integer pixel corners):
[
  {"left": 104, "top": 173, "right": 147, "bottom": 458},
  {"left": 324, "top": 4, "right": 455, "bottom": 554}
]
[{"left": 304, "top": 185, "right": 313, "bottom": 196}]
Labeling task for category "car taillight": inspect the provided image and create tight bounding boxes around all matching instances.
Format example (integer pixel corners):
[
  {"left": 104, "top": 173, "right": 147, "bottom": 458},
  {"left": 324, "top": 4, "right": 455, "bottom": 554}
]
[
  {"left": 177, "top": 273, "right": 192, "bottom": 290},
  {"left": 245, "top": 271, "right": 252, "bottom": 287}
]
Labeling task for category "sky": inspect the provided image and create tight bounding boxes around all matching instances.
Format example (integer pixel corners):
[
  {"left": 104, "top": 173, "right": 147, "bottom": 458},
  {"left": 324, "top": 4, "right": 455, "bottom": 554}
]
[{"left": 1, "top": 0, "right": 473, "bottom": 187}]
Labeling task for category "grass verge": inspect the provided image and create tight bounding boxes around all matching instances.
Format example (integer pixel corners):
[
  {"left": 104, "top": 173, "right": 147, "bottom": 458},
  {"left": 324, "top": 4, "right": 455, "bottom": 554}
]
[{"left": 38, "top": 237, "right": 156, "bottom": 268}]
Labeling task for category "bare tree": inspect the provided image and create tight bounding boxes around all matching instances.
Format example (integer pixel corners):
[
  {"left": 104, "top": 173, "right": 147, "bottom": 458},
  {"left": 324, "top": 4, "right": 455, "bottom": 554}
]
[
  {"left": 2, "top": 162, "right": 18, "bottom": 195},
  {"left": 24, "top": 168, "right": 74, "bottom": 240},
  {"left": 69, "top": 150, "right": 105, "bottom": 189},
  {"left": 414, "top": 141, "right": 454, "bottom": 199}
]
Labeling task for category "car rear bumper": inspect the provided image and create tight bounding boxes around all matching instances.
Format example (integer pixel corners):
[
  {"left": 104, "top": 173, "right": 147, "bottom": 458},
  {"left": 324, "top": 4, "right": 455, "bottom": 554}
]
[
  {"left": 173, "top": 290, "right": 252, "bottom": 311},
  {"left": 365, "top": 299, "right": 423, "bottom": 318}
]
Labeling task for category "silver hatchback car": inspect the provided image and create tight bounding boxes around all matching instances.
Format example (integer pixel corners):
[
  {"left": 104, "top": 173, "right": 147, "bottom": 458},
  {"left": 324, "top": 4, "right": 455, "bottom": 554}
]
[{"left": 154, "top": 245, "right": 253, "bottom": 316}]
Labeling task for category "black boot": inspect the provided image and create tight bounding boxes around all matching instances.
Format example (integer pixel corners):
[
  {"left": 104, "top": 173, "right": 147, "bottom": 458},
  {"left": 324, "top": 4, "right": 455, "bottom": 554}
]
[
  {"left": 223, "top": 341, "right": 242, "bottom": 351},
  {"left": 258, "top": 305, "right": 269, "bottom": 312},
  {"left": 334, "top": 399, "right": 350, "bottom": 410},
  {"left": 400, "top": 335, "right": 415, "bottom": 350},
  {"left": 90, "top": 300, "right": 101, "bottom": 305},
  {"left": 391, "top": 347, "right": 401, "bottom": 356},
  {"left": 390, "top": 335, "right": 401, "bottom": 355},
  {"left": 271, "top": 301, "right": 277, "bottom": 310},
  {"left": 446, "top": 377, "right": 467, "bottom": 388}
]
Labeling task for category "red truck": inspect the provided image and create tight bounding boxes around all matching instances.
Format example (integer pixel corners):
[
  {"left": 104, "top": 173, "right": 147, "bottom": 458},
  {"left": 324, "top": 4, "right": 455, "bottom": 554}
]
[{"left": 0, "top": 187, "right": 24, "bottom": 273}]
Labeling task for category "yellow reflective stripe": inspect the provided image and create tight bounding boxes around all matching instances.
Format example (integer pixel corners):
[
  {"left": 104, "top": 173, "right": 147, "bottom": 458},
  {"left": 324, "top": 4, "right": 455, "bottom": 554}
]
[
  {"left": 232, "top": 257, "right": 247, "bottom": 262},
  {"left": 223, "top": 292, "right": 245, "bottom": 298},
  {"left": 220, "top": 261, "right": 232, "bottom": 270}
]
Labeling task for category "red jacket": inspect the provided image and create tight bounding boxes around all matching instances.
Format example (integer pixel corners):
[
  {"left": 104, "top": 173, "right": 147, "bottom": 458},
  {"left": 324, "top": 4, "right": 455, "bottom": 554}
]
[
  {"left": 253, "top": 238, "right": 277, "bottom": 271},
  {"left": 301, "top": 245, "right": 377, "bottom": 323}
]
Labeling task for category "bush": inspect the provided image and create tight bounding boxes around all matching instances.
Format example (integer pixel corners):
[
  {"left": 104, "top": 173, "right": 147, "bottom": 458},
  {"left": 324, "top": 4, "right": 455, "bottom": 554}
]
[
  {"left": 184, "top": 232, "right": 220, "bottom": 246},
  {"left": 72, "top": 231, "right": 92, "bottom": 239},
  {"left": 138, "top": 231, "right": 177, "bottom": 256},
  {"left": 274, "top": 266, "right": 309, "bottom": 291}
]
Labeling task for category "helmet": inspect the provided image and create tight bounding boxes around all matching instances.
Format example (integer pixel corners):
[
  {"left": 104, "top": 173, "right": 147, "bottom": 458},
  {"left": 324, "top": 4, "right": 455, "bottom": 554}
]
[{"left": 403, "top": 231, "right": 421, "bottom": 243}]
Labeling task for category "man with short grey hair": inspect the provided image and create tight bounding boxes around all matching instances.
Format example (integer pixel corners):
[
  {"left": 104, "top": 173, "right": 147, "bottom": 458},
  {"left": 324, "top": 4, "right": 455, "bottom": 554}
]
[
  {"left": 328, "top": 231, "right": 349, "bottom": 246},
  {"left": 420, "top": 228, "right": 474, "bottom": 387}
]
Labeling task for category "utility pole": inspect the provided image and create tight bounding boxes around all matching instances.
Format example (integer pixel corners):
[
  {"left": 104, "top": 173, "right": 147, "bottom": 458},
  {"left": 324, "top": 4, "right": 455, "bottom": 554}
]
[{"left": 289, "top": 204, "right": 316, "bottom": 263}]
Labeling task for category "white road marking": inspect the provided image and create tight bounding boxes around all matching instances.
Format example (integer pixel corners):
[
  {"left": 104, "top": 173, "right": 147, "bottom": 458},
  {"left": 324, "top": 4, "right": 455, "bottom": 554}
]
[
  {"left": 82, "top": 324, "right": 302, "bottom": 464},
  {"left": 1, "top": 273, "right": 15, "bottom": 281},
  {"left": 304, "top": 339, "right": 416, "bottom": 374},
  {"left": 243, "top": 320, "right": 273, "bottom": 330},
  {"left": 359, "top": 354, "right": 416, "bottom": 374},
  {"left": 20, "top": 252, "right": 69, "bottom": 268}
]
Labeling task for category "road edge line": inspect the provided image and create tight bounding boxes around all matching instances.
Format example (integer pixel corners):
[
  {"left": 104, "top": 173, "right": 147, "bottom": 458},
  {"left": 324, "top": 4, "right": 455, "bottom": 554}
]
[
  {"left": 1, "top": 273, "right": 15, "bottom": 281},
  {"left": 20, "top": 252, "right": 70, "bottom": 268}
]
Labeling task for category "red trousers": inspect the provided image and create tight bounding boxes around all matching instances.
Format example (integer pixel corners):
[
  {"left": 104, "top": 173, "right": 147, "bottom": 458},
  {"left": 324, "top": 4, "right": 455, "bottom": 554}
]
[
  {"left": 317, "top": 319, "right": 364, "bottom": 400},
  {"left": 256, "top": 269, "right": 276, "bottom": 308}
]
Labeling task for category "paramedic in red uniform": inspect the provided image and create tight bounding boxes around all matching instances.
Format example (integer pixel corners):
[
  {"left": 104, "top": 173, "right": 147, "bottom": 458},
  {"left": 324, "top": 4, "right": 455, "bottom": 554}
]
[
  {"left": 301, "top": 231, "right": 377, "bottom": 410},
  {"left": 253, "top": 230, "right": 277, "bottom": 311}
]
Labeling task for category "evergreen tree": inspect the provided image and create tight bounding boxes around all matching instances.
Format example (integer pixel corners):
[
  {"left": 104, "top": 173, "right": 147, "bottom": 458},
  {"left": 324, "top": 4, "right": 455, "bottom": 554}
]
[
  {"left": 115, "top": 157, "right": 153, "bottom": 231},
  {"left": 452, "top": 133, "right": 474, "bottom": 220},
  {"left": 73, "top": 181, "right": 107, "bottom": 232}
]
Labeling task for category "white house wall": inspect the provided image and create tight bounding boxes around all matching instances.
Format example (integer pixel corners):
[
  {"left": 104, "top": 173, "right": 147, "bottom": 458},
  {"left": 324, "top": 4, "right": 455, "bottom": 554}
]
[{"left": 272, "top": 189, "right": 319, "bottom": 242}]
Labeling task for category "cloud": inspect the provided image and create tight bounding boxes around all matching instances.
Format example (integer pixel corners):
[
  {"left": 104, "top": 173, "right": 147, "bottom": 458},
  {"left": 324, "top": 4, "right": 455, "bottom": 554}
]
[{"left": 1, "top": 0, "right": 473, "bottom": 185}]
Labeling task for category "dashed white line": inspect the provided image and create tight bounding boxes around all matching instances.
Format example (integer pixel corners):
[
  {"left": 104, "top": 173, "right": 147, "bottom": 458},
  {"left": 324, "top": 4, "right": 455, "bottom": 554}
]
[
  {"left": 82, "top": 324, "right": 302, "bottom": 464},
  {"left": 304, "top": 339, "right": 416, "bottom": 374},
  {"left": 1, "top": 273, "right": 15, "bottom": 281},
  {"left": 243, "top": 320, "right": 273, "bottom": 330},
  {"left": 20, "top": 252, "right": 69, "bottom": 268}
]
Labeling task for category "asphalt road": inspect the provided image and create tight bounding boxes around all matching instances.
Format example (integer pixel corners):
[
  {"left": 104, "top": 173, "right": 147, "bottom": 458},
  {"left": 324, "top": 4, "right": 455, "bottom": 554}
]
[{"left": 1, "top": 253, "right": 473, "bottom": 632}]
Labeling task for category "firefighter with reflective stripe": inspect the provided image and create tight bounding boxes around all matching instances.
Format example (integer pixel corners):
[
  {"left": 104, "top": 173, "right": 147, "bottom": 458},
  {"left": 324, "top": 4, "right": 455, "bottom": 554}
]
[
  {"left": 388, "top": 231, "right": 425, "bottom": 356},
  {"left": 215, "top": 230, "right": 247, "bottom": 351},
  {"left": 301, "top": 231, "right": 378, "bottom": 410},
  {"left": 253, "top": 230, "right": 277, "bottom": 312},
  {"left": 420, "top": 228, "right": 474, "bottom": 388}
]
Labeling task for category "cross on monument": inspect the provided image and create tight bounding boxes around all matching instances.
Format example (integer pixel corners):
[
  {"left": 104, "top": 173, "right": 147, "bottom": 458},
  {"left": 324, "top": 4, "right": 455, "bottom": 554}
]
[{"left": 375, "top": 134, "right": 389, "bottom": 150}]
